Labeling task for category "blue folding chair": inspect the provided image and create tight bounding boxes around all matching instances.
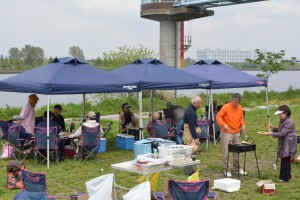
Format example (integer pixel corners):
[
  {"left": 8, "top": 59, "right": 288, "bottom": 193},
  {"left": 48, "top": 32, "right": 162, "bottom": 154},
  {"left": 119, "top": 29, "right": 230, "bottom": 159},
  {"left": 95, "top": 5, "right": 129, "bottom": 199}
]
[
  {"left": 34, "top": 127, "right": 59, "bottom": 166},
  {"left": 78, "top": 125, "right": 100, "bottom": 162},
  {"left": 152, "top": 119, "right": 171, "bottom": 140},
  {"left": 8, "top": 126, "right": 31, "bottom": 161},
  {"left": 198, "top": 120, "right": 210, "bottom": 152}
]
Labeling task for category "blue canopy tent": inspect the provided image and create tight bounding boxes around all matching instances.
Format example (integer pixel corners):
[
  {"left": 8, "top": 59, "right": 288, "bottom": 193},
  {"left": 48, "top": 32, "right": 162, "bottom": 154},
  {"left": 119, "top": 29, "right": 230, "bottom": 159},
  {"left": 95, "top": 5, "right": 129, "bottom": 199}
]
[
  {"left": 111, "top": 58, "right": 210, "bottom": 139},
  {"left": 183, "top": 59, "right": 268, "bottom": 144},
  {"left": 0, "top": 57, "right": 140, "bottom": 168}
]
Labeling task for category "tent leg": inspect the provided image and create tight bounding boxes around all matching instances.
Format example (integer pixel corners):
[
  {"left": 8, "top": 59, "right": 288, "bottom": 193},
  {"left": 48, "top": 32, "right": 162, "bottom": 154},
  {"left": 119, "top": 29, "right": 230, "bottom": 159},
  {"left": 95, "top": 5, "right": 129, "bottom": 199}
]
[
  {"left": 265, "top": 85, "right": 270, "bottom": 131},
  {"left": 47, "top": 96, "right": 50, "bottom": 169},
  {"left": 139, "top": 91, "right": 143, "bottom": 140}
]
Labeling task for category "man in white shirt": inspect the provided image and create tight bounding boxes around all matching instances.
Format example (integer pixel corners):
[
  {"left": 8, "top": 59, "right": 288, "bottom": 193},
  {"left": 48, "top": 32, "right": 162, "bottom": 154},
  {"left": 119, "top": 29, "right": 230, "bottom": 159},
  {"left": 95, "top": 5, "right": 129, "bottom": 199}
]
[{"left": 20, "top": 94, "right": 39, "bottom": 135}]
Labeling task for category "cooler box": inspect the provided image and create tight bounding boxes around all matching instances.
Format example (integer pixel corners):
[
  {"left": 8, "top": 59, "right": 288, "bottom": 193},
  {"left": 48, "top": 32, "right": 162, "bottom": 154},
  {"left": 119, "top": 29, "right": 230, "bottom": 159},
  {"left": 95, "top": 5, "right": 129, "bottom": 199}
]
[
  {"left": 97, "top": 138, "right": 106, "bottom": 153},
  {"left": 133, "top": 139, "right": 152, "bottom": 159},
  {"left": 65, "top": 145, "right": 76, "bottom": 157},
  {"left": 213, "top": 178, "right": 241, "bottom": 193},
  {"left": 146, "top": 138, "right": 176, "bottom": 147},
  {"left": 116, "top": 134, "right": 135, "bottom": 150}
]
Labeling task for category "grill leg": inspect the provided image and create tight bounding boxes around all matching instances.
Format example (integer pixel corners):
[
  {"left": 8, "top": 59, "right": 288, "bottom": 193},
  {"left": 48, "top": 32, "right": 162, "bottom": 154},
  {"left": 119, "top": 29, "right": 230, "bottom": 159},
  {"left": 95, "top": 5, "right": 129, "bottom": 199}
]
[
  {"left": 226, "top": 149, "right": 229, "bottom": 177},
  {"left": 237, "top": 153, "right": 240, "bottom": 180},
  {"left": 254, "top": 150, "right": 261, "bottom": 178},
  {"left": 244, "top": 152, "right": 246, "bottom": 175}
]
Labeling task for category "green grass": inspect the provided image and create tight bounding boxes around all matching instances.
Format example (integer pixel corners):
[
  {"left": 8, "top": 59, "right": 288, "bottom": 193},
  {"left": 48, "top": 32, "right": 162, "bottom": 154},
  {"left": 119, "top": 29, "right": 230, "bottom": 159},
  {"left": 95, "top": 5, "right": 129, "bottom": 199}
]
[{"left": 1, "top": 90, "right": 300, "bottom": 199}]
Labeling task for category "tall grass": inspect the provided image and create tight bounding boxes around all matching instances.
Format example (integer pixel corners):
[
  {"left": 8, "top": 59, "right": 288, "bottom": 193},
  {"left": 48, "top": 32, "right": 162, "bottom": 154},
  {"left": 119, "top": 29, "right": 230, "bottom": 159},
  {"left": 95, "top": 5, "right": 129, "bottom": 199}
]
[{"left": 0, "top": 90, "right": 300, "bottom": 199}]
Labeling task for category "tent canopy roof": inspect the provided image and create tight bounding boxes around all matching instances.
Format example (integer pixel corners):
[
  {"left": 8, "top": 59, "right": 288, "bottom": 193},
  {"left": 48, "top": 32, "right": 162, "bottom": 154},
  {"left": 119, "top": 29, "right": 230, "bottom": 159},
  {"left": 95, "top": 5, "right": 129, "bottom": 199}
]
[
  {"left": 183, "top": 59, "right": 267, "bottom": 89},
  {"left": 111, "top": 58, "right": 210, "bottom": 90},
  {"left": 0, "top": 57, "right": 139, "bottom": 94}
]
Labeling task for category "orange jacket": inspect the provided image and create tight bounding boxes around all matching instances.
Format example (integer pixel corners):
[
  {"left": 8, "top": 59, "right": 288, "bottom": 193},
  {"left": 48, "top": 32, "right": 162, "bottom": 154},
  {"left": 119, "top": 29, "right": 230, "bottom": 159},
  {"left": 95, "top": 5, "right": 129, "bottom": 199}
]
[{"left": 216, "top": 102, "right": 245, "bottom": 133}]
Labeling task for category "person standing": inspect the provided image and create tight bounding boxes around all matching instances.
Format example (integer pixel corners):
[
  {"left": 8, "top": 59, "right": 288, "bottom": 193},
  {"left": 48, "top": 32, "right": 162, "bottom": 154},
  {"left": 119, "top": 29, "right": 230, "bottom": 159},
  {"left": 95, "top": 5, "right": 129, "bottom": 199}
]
[
  {"left": 216, "top": 93, "right": 246, "bottom": 178},
  {"left": 265, "top": 105, "right": 297, "bottom": 182},
  {"left": 20, "top": 94, "right": 39, "bottom": 135},
  {"left": 183, "top": 96, "right": 202, "bottom": 175},
  {"left": 52, "top": 104, "right": 66, "bottom": 132}
]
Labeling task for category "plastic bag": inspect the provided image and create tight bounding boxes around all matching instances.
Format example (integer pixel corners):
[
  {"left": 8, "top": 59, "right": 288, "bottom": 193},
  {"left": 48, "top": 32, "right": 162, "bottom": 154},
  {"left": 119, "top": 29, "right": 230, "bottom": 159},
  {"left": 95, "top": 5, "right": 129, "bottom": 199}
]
[
  {"left": 1, "top": 144, "right": 15, "bottom": 159},
  {"left": 85, "top": 173, "right": 113, "bottom": 200},
  {"left": 123, "top": 181, "right": 151, "bottom": 200},
  {"left": 187, "top": 169, "right": 199, "bottom": 182}
]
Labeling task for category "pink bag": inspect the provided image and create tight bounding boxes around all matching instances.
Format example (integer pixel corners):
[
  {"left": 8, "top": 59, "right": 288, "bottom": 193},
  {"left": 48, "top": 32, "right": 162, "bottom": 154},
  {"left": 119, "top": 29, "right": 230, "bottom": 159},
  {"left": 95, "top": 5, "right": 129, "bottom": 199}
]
[{"left": 1, "top": 144, "right": 15, "bottom": 159}]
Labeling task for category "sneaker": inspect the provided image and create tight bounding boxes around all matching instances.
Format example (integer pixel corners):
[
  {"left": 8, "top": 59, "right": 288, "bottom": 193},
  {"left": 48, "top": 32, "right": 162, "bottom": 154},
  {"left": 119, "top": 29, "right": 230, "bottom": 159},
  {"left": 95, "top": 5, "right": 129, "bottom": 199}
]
[
  {"left": 234, "top": 169, "right": 248, "bottom": 175},
  {"left": 224, "top": 171, "right": 232, "bottom": 178},
  {"left": 279, "top": 179, "right": 283, "bottom": 182}
]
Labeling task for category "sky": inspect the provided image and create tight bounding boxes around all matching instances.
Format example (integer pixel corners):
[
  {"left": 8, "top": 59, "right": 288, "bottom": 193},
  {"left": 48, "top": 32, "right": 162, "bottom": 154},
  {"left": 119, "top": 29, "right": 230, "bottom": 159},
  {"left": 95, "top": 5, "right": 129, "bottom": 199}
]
[{"left": 0, "top": 0, "right": 299, "bottom": 60}]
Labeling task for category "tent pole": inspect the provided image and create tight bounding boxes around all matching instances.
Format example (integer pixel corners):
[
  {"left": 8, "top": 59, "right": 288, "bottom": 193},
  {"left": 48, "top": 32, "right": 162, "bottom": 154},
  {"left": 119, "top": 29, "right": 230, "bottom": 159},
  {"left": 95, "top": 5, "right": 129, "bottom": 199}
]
[
  {"left": 210, "top": 90, "right": 216, "bottom": 145},
  {"left": 139, "top": 91, "right": 143, "bottom": 139},
  {"left": 265, "top": 85, "right": 270, "bottom": 131},
  {"left": 47, "top": 96, "right": 50, "bottom": 169},
  {"left": 207, "top": 90, "right": 211, "bottom": 149},
  {"left": 149, "top": 90, "right": 153, "bottom": 121},
  {"left": 82, "top": 94, "right": 86, "bottom": 120}
]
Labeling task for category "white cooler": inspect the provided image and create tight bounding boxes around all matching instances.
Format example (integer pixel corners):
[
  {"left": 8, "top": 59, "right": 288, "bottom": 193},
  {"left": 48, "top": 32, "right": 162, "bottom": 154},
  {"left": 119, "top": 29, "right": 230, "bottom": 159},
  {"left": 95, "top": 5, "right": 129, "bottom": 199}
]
[{"left": 213, "top": 178, "right": 240, "bottom": 193}]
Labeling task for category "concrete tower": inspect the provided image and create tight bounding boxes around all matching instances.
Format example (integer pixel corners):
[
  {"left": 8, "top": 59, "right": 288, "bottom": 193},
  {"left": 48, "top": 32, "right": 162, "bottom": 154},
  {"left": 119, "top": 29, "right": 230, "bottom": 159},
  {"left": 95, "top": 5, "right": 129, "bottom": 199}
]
[{"left": 141, "top": 1, "right": 214, "bottom": 99}]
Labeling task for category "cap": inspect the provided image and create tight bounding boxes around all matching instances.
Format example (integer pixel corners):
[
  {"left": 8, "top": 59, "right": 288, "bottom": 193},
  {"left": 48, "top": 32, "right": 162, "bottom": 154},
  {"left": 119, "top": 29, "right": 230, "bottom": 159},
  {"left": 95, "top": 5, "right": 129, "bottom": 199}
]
[
  {"left": 86, "top": 111, "right": 96, "bottom": 118},
  {"left": 274, "top": 110, "right": 284, "bottom": 115},
  {"left": 12, "top": 115, "right": 24, "bottom": 121},
  {"left": 124, "top": 104, "right": 131, "bottom": 108},
  {"left": 28, "top": 94, "right": 39, "bottom": 103}
]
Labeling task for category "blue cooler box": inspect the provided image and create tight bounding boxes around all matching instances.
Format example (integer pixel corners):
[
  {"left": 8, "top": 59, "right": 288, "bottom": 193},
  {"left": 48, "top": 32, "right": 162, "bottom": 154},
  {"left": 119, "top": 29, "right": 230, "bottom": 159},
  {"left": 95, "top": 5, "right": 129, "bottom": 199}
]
[
  {"left": 133, "top": 139, "right": 152, "bottom": 159},
  {"left": 97, "top": 138, "right": 106, "bottom": 153},
  {"left": 116, "top": 134, "right": 135, "bottom": 150}
]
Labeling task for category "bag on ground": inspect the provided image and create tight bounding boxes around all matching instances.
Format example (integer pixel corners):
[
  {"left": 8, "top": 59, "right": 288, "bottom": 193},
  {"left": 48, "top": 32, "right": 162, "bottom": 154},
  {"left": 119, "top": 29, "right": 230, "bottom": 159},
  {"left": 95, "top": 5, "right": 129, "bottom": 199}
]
[{"left": 7, "top": 160, "right": 25, "bottom": 189}]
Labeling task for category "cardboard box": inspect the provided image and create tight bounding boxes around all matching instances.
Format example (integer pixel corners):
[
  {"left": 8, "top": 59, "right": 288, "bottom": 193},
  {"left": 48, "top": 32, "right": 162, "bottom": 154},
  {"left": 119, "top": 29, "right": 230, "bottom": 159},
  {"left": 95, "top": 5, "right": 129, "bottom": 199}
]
[
  {"left": 213, "top": 178, "right": 241, "bottom": 193},
  {"left": 116, "top": 134, "right": 134, "bottom": 150},
  {"left": 256, "top": 180, "right": 276, "bottom": 195},
  {"left": 97, "top": 138, "right": 106, "bottom": 153}
]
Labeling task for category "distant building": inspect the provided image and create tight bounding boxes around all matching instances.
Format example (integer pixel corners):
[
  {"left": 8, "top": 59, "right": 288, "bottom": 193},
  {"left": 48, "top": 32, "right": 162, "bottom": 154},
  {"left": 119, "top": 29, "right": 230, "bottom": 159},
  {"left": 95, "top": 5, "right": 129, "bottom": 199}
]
[{"left": 196, "top": 48, "right": 278, "bottom": 63}]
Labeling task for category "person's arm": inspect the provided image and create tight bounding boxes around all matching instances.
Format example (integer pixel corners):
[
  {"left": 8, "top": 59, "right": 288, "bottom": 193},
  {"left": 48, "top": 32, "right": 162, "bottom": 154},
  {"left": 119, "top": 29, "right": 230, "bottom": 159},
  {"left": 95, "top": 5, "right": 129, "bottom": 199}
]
[
  {"left": 239, "top": 107, "right": 245, "bottom": 131},
  {"left": 272, "top": 121, "right": 293, "bottom": 138},
  {"left": 119, "top": 112, "right": 125, "bottom": 127},
  {"left": 61, "top": 116, "right": 66, "bottom": 132},
  {"left": 20, "top": 105, "right": 29, "bottom": 119},
  {"left": 69, "top": 126, "right": 82, "bottom": 138}
]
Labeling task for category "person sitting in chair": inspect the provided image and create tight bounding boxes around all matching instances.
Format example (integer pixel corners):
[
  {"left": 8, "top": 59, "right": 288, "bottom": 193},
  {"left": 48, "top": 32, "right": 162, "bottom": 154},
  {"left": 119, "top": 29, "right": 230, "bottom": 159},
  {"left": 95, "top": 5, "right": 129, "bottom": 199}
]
[
  {"left": 146, "top": 112, "right": 160, "bottom": 137},
  {"left": 11, "top": 115, "right": 33, "bottom": 146},
  {"left": 69, "top": 111, "right": 103, "bottom": 157},
  {"left": 119, "top": 103, "right": 136, "bottom": 133}
]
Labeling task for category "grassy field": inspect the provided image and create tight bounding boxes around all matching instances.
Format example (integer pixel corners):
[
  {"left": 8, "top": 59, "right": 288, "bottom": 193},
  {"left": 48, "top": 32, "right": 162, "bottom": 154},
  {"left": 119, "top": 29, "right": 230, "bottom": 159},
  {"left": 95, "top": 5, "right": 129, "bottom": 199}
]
[{"left": 0, "top": 91, "right": 300, "bottom": 199}]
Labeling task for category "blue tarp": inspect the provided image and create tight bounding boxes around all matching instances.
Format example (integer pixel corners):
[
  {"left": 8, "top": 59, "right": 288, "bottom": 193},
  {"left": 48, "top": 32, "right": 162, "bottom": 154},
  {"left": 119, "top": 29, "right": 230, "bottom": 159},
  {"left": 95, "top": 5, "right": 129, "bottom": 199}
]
[
  {"left": 0, "top": 57, "right": 139, "bottom": 94},
  {"left": 110, "top": 58, "right": 210, "bottom": 90},
  {"left": 182, "top": 59, "right": 267, "bottom": 89}
]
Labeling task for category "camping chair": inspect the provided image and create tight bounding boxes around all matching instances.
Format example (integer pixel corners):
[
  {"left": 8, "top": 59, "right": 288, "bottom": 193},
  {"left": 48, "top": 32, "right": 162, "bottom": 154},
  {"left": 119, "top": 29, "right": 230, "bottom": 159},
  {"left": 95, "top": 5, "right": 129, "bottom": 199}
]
[
  {"left": 152, "top": 119, "right": 171, "bottom": 140},
  {"left": 101, "top": 122, "right": 113, "bottom": 142},
  {"left": 0, "top": 120, "right": 10, "bottom": 146},
  {"left": 19, "top": 169, "right": 86, "bottom": 200},
  {"left": 78, "top": 125, "right": 100, "bottom": 162},
  {"left": 198, "top": 120, "right": 210, "bottom": 152},
  {"left": 8, "top": 126, "right": 31, "bottom": 161},
  {"left": 123, "top": 181, "right": 151, "bottom": 200},
  {"left": 153, "top": 179, "right": 216, "bottom": 200},
  {"left": 33, "top": 127, "right": 59, "bottom": 166}
]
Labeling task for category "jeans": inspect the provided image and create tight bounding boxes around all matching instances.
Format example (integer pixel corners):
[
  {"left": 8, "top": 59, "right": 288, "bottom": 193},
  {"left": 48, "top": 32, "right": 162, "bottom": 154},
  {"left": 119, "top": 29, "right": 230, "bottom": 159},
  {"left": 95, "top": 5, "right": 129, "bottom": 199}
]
[{"left": 174, "top": 119, "right": 183, "bottom": 145}]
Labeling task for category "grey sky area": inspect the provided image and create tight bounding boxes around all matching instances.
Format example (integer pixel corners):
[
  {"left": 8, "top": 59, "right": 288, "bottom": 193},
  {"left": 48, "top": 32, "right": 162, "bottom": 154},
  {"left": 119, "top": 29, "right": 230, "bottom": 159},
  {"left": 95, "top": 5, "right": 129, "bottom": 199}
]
[{"left": 0, "top": 0, "right": 299, "bottom": 60}]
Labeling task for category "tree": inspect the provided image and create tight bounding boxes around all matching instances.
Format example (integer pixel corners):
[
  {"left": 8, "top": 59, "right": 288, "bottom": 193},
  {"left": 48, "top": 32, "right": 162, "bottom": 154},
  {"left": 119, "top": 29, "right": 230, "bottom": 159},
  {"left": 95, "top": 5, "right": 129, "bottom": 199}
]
[
  {"left": 69, "top": 46, "right": 85, "bottom": 60},
  {"left": 245, "top": 49, "right": 296, "bottom": 127},
  {"left": 8, "top": 48, "right": 22, "bottom": 60},
  {"left": 100, "top": 44, "right": 158, "bottom": 69},
  {"left": 21, "top": 44, "right": 45, "bottom": 66}
]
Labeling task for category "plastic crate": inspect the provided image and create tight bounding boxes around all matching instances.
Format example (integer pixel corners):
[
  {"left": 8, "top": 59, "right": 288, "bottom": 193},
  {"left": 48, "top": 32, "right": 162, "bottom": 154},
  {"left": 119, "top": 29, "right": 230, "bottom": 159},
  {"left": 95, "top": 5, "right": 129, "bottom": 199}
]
[
  {"left": 116, "top": 134, "right": 135, "bottom": 150},
  {"left": 158, "top": 145, "right": 193, "bottom": 163}
]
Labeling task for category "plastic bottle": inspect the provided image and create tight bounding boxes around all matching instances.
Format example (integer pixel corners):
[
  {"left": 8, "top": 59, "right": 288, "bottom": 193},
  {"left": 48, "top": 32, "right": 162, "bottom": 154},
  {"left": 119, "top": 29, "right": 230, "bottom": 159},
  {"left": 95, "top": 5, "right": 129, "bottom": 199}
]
[{"left": 153, "top": 149, "right": 159, "bottom": 158}]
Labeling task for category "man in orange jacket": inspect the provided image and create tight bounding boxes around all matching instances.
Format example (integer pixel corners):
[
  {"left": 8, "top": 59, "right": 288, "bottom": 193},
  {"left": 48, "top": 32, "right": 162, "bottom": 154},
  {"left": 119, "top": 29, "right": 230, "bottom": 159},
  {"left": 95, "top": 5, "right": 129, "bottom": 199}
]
[{"left": 216, "top": 93, "right": 246, "bottom": 178}]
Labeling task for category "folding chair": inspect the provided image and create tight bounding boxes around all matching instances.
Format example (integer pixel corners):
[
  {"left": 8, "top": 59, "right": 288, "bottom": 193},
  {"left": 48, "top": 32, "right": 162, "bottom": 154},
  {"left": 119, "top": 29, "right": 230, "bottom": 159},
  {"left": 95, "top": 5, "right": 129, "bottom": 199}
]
[
  {"left": 78, "top": 125, "right": 100, "bottom": 162},
  {"left": 0, "top": 120, "right": 10, "bottom": 146},
  {"left": 198, "top": 120, "right": 210, "bottom": 152},
  {"left": 34, "top": 127, "right": 59, "bottom": 166},
  {"left": 123, "top": 181, "right": 151, "bottom": 200},
  {"left": 20, "top": 169, "right": 86, "bottom": 200},
  {"left": 152, "top": 119, "right": 171, "bottom": 140},
  {"left": 168, "top": 179, "right": 216, "bottom": 200},
  {"left": 8, "top": 126, "right": 31, "bottom": 161},
  {"left": 85, "top": 174, "right": 113, "bottom": 200},
  {"left": 101, "top": 122, "right": 113, "bottom": 142}
]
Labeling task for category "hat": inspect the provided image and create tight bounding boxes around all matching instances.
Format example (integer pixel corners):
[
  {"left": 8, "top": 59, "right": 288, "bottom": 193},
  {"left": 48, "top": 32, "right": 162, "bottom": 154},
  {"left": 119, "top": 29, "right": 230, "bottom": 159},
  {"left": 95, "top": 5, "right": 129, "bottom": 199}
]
[
  {"left": 12, "top": 115, "right": 24, "bottom": 121},
  {"left": 274, "top": 110, "right": 284, "bottom": 115},
  {"left": 86, "top": 111, "right": 96, "bottom": 118},
  {"left": 28, "top": 94, "right": 39, "bottom": 103}
]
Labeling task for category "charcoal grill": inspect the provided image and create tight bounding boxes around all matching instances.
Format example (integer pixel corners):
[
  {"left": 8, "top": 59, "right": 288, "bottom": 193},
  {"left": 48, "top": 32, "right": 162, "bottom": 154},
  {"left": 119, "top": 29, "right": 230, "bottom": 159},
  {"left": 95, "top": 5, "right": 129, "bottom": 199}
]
[{"left": 226, "top": 137, "right": 260, "bottom": 179}]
